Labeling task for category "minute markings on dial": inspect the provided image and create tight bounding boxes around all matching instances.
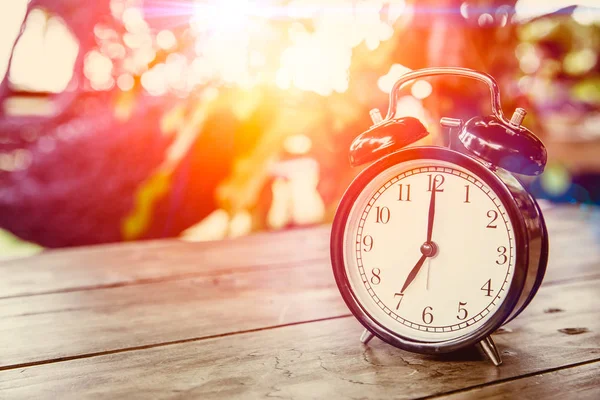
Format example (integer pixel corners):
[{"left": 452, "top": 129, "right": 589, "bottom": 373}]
[{"left": 355, "top": 166, "right": 514, "bottom": 332}]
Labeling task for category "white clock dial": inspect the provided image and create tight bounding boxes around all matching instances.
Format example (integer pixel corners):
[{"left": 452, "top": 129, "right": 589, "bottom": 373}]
[{"left": 343, "top": 159, "right": 515, "bottom": 342}]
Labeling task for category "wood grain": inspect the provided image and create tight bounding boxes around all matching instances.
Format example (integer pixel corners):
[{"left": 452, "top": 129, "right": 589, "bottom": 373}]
[
  {"left": 0, "top": 206, "right": 598, "bottom": 370},
  {"left": 0, "top": 277, "right": 598, "bottom": 399},
  {"left": 541, "top": 206, "right": 600, "bottom": 285},
  {"left": 0, "top": 226, "right": 329, "bottom": 298},
  {"left": 440, "top": 361, "right": 600, "bottom": 400},
  {"left": 0, "top": 260, "right": 348, "bottom": 369},
  {"left": 1, "top": 206, "right": 598, "bottom": 299},
  {"left": 0, "top": 205, "right": 598, "bottom": 398}
]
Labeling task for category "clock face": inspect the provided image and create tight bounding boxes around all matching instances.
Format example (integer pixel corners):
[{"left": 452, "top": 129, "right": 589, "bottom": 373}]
[{"left": 342, "top": 158, "right": 516, "bottom": 342}]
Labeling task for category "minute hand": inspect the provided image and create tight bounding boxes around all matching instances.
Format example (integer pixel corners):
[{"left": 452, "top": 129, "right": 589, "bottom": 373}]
[{"left": 426, "top": 180, "right": 437, "bottom": 242}]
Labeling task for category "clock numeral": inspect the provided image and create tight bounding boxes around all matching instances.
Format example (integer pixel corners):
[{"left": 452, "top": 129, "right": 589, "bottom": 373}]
[
  {"left": 362, "top": 235, "right": 374, "bottom": 252},
  {"left": 427, "top": 174, "right": 445, "bottom": 192},
  {"left": 496, "top": 246, "right": 508, "bottom": 265},
  {"left": 398, "top": 184, "right": 411, "bottom": 201},
  {"left": 457, "top": 302, "right": 468, "bottom": 320},
  {"left": 394, "top": 293, "right": 404, "bottom": 310},
  {"left": 375, "top": 206, "right": 390, "bottom": 224},
  {"left": 422, "top": 306, "right": 434, "bottom": 324},
  {"left": 481, "top": 279, "right": 494, "bottom": 297},
  {"left": 464, "top": 185, "right": 471, "bottom": 203},
  {"left": 370, "top": 268, "right": 381, "bottom": 285},
  {"left": 486, "top": 210, "right": 498, "bottom": 229}
]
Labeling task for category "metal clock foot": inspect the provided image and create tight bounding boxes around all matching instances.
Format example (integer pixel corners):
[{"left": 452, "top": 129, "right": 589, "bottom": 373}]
[
  {"left": 478, "top": 336, "right": 502, "bottom": 366},
  {"left": 360, "top": 329, "right": 375, "bottom": 345}
]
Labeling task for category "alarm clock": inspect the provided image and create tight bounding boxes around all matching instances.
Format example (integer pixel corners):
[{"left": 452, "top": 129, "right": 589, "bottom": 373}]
[{"left": 330, "top": 67, "right": 549, "bottom": 366}]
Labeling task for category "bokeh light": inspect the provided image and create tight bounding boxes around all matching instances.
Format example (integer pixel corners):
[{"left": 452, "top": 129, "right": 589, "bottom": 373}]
[
  {"left": 10, "top": 9, "right": 79, "bottom": 93},
  {"left": 378, "top": 63, "right": 413, "bottom": 93},
  {"left": 0, "top": 0, "right": 28, "bottom": 84},
  {"left": 411, "top": 80, "right": 433, "bottom": 100},
  {"left": 85, "top": 50, "right": 115, "bottom": 91},
  {"left": 541, "top": 163, "right": 572, "bottom": 197},
  {"left": 514, "top": 0, "right": 599, "bottom": 22},
  {"left": 1, "top": 0, "right": 599, "bottom": 252},
  {"left": 0, "top": 0, "right": 409, "bottom": 98}
]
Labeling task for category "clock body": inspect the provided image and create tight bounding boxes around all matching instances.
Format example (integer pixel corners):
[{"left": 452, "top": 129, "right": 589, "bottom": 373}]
[{"left": 330, "top": 146, "right": 548, "bottom": 354}]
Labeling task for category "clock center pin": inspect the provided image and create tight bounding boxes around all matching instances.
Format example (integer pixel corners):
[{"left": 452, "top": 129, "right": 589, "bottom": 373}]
[{"left": 420, "top": 242, "right": 438, "bottom": 258}]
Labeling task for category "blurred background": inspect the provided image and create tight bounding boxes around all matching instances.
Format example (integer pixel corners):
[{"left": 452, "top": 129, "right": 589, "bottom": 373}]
[{"left": 0, "top": 0, "right": 598, "bottom": 259}]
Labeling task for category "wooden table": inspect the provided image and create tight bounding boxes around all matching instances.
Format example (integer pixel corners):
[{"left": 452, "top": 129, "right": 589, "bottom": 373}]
[{"left": 1, "top": 205, "right": 599, "bottom": 399}]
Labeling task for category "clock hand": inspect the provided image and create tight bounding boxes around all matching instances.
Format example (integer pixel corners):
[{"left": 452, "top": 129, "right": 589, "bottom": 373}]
[
  {"left": 399, "top": 253, "right": 427, "bottom": 294},
  {"left": 426, "top": 178, "right": 438, "bottom": 243},
  {"left": 399, "top": 178, "right": 441, "bottom": 295},
  {"left": 400, "top": 178, "right": 440, "bottom": 294}
]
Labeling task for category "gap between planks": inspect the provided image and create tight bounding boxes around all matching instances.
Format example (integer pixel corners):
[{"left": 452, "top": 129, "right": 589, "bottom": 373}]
[
  {"left": 417, "top": 358, "right": 600, "bottom": 400},
  {"left": 1, "top": 276, "right": 598, "bottom": 386},
  {"left": 0, "top": 256, "right": 329, "bottom": 300},
  {"left": 1, "top": 206, "right": 596, "bottom": 396},
  {"left": 2, "top": 261, "right": 596, "bottom": 301},
  {"left": 1, "top": 311, "right": 599, "bottom": 398},
  {"left": 1, "top": 205, "right": 595, "bottom": 300},
  {"left": 1, "top": 275, "right": 598, "bottom": 397},
  {"left": 0, "top": 314, "right": 352, "bottom": 372},
  {"left": 542, "top": 272, "right": 600, "bottom": 288}
]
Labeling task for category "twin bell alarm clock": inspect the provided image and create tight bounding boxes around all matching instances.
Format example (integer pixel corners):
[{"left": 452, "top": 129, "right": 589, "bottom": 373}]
[{"left": 330, "top": 67, "right": 548, "bottom": 366}]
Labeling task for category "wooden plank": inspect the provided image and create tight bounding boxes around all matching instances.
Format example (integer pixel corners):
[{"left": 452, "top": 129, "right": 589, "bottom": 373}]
[
  {"left": 542, "top": 205, "right": 600, "bottom": 285},
  {"left": 439, "top": 361, "right": 600, "bottom": 400},
  {"left": 0, "top": 261, "right": 348, "bottom": 369},
  {"left": 0, "top": 206, "right": 597, "bottom": 369},
  {"left": 0, "top": 226, "right": 330, "bottom": 298},
  {"left": 0, "top": 278, "right": 598, "bottom": 399},
  {"left": 0, "top": 206, "right": 597, "bottom": 299}
]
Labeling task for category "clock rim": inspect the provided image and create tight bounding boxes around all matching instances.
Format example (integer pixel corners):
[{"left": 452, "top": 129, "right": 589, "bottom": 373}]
[{"left": 330, "top": 146, "right": 529, "bottom": 354}]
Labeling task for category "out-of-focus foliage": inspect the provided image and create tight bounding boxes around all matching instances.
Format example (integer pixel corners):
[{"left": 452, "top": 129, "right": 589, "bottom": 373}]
[
  {"left": 0, "top": 0, "right": 598, "bottom": 251},
  {"left": 517, "top": 15, "right": 599, "bottom": 133},
  {"left": 514, "top": 10, "right": 600, "bottom": 202},
  {"left": 0, "top": 229, "right": 42, "bottom": 261}
]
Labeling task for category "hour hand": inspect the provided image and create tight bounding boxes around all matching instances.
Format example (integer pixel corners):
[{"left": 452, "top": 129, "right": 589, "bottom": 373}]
[{"left": 399, "top": 253, "right": 427, "bottom": 294}]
